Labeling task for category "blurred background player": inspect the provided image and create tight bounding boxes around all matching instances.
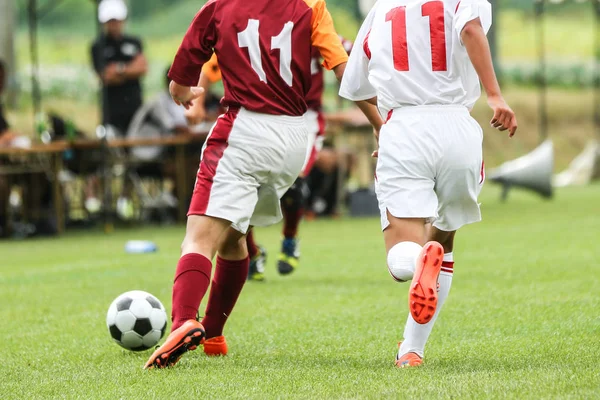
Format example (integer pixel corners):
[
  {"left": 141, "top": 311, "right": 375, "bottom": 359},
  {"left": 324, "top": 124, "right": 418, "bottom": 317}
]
[
  {"left": 186, "top": 39, "right": 354, "bottom": 281},
  {"left": 144, "top": 0, "right": 352, "bottom": 369},
  {"left": 340, "top": 0, "right": 517, "bottom": 368}
]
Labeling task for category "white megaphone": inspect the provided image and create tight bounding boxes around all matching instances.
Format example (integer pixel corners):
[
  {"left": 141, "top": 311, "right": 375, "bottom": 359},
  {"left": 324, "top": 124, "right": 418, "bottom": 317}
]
[{"left": 489, "top": 140, "right": 554, "bottom": 201}]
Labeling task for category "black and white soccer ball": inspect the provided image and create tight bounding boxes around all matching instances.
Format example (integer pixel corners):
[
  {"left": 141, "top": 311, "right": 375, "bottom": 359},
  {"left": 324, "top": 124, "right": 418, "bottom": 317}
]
[{"left": 106, "top": 290, "right": 168, "bottom": 351}]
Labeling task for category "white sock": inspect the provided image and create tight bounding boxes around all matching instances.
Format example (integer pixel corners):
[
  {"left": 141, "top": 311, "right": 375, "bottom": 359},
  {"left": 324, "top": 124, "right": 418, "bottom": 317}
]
[
  {"left": 387, "top": 241, "right": 423, "bottom": 282},
  {"left": 398, "top": 252, "right": 454, "bottom": 358}
]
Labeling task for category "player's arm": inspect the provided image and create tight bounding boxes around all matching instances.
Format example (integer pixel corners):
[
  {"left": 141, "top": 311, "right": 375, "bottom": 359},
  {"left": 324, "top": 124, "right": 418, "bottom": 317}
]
[
  {"left": 338, "top": 6, "right": 383, "bottom": 142},
  {"left": 168, "top": 0, "right": 218, "bottom": 109},
  {"left": 306, "top": 0, "right": 349, "bottom": 82},
  {"left": 356, "top": 99, "right": 383, "bottom": 157},
  {"left": 185, "top": 73, "right": 211, "bottom": 125},
  {"left": 185, "top": 54, "right": 221, "bottom": 124},
  {"left": 356, "top": 99, "right": 382, "bottom": 132},
  {"left": 458, "top": 5, "right": 517, "bottom": 137}
]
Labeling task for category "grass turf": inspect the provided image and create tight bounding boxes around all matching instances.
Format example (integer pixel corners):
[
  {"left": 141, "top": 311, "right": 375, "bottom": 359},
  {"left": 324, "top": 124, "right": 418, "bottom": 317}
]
[{"left": 1, "top": 184, "right": 599, "bottom": 399}]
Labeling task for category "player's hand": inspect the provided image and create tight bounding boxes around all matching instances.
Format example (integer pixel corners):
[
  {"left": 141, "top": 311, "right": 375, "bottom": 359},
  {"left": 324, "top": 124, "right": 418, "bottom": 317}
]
[
  {"left": 185, "top": 102, "right": 207, "bottom": 125},
  {"left": 169, "top": 81, "right": 204, "bottom": 110},
  {"left": 488, "top": 96, "right": 517, "bottom": 138}
]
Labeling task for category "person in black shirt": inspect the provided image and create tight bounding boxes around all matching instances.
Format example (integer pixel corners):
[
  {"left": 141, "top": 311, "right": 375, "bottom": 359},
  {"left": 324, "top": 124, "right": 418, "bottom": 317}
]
[{"left": 91, "top": 0, "right": 147, "bottom": 136}]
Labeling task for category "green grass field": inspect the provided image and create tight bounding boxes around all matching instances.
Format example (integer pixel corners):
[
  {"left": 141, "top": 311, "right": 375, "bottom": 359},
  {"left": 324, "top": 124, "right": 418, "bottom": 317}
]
[{"left": 1, "top": 184, "right": 599, "bottom": 399}]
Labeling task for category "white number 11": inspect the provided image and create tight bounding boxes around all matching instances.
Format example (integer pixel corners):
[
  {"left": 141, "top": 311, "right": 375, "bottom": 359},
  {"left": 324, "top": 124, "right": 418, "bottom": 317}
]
[{"left": 237, "top": 19, "right": 295, "bottom": 86}]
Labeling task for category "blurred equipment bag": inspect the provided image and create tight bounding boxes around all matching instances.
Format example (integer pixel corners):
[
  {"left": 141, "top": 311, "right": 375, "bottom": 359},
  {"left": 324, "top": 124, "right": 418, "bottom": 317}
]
[{"left": 553, "top": 140, "right": 600, "bottom": 187}]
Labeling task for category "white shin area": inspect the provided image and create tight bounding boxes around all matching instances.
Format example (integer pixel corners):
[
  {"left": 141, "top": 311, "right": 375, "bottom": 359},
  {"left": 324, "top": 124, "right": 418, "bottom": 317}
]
[
  {"left": 398, "top": 252, "right": 454, "bottom": 358},
  {"left": 387, "top": 241, "right": 423, "bottom": 282}
]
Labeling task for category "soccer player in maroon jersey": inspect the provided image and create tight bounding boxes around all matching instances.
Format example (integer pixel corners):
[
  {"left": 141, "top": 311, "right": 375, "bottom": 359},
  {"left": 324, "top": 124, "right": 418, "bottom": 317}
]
[
  {"left": 187, "top": 38, "right": 354, "bottom": 281},
  {"left": 144, "top": 0, "right": 369, "bottom": 369}
]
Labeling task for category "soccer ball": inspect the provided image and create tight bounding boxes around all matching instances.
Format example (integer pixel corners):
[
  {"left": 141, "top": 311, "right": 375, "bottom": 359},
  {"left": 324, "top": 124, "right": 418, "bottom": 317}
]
[{"left": 106, "top": 290, "right": 168, "bottom": 351}]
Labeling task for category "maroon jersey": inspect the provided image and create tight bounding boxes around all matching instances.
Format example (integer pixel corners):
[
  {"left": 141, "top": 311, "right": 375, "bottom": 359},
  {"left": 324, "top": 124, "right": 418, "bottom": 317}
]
[
  {"left": 306, "top": 36, "right": 352, "bottom": 111},
  {"left": 306, "top": 47, "right": 325, "bottom": 112},
  {"left": 169, "top": 0, "right": 348, "bottom": 117}
]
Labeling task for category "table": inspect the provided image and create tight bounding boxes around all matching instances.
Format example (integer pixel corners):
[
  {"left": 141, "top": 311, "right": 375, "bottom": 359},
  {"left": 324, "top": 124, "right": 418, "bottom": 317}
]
[
  {"left": 0, "top": 110, "right": 374, "bottom": 236},
  {"left": 72, "top": 133, "right": 208, "bottom": 228},
  {"left": 0, "top": 141, "right": 70, "bottom": 234}
]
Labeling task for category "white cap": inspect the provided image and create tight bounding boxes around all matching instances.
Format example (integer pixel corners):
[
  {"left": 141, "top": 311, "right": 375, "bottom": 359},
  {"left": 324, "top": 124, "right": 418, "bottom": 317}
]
[{"left": 98, "top": 0, "right": 128, "bottom": 23}]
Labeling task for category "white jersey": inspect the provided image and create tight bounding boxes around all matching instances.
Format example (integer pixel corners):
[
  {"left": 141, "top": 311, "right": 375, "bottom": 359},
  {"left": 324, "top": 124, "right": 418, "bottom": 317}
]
[{"left": 339, "top": 0, "right": 492, "bottom": 114}]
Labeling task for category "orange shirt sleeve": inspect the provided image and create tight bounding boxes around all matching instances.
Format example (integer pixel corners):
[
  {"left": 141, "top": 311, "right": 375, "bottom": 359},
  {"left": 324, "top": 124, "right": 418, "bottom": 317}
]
[
  {"left": 201, "top": 53, "right": 222, "bottom": 83},
  {"left": 304, "top": 0, "right": 349, "bottom": 70}
]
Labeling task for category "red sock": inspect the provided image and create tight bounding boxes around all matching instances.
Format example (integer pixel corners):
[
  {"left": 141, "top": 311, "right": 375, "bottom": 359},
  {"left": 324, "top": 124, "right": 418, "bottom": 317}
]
[
  {"left": 171, "top": 253, "right": 212, "bottom": 332},
  {"left": 246, "top": 229, "right": 259, "bottom": 259},
  {"left": 283, "top": 206, "right": 304, "bottom": 239},
  {"left": 441, "top": 261, "right": 454, "bottom": 274},
  {"left": 201, "top": 256, "right": 249, "bottom": 339}
]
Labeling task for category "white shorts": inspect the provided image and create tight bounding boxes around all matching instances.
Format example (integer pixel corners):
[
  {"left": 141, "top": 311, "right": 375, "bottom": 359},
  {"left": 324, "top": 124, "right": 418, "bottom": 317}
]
[
  {"left": 376, "top": 105, "right": 485, "bottom": 232},
  {"left": 189, "top": 108, "right": 309, "bottom": 233},
  {"left": 301, "top": 109, "right": 326, "bottom": 176}
]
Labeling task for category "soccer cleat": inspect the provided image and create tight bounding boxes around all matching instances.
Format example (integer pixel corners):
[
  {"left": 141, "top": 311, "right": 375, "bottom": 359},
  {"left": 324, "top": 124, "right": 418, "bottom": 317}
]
[
  {"left": 248, "top": 246, "right": 267, "bottom": 282},
  {"left": 395, "top": 346, "right": 423, "bottom": 368},
  {"left": 395, "top": 342, "right": 423, "bottom": 368},
  {"left": 409, "top": 241, "right": 444, "bottom": 325},
  {"left": 203, "top": 336, "right": 228, "bottom": 356},
  {"left": 277, "top": 238, "right": 300, "bottom": 275},
  {"left": 143, "top": 320, "right": 206, "bottom": 369}
]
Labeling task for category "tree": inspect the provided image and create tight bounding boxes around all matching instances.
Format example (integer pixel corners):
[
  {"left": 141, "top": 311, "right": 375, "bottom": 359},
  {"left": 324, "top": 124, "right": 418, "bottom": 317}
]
[{"left": 0, "top": 0, "right": 16, "bottom": 106}]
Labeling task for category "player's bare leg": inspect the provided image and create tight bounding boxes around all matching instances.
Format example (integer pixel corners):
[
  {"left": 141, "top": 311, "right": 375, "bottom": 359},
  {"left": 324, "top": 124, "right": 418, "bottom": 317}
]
[
  {"left": 383, "top": 212, "right": 443, "bottom": 324},
  {"left": 200, "top": 227, "right": 250, "bottom": 356},
  {"left": 144, "top": 215, "right": 231, "bottom": 369},
  {"left": 396, "top": 228, "right": 455, "bottom": 368}
]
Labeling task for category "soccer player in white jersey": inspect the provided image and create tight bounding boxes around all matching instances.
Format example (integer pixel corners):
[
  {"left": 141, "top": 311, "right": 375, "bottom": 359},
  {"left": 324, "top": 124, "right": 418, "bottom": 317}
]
[{"left": 340, "top": 0, "right": 517, "bottom": 367}]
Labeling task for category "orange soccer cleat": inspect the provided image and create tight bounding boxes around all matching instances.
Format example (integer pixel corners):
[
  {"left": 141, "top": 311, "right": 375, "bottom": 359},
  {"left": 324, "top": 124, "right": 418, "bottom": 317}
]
[
  {"left": 409, "top": 241, "right": 444, "bottom": 325},
  {"left": 395, "top": 352, "right": 423, "bottom": 368},
  {"left": 143, "top": 320, "right": 206, "bottom": 369},
  {"left": 203, "top": 336, "right": 228, "bottom": 356},
  {"left": 395, "top": 342, "right": 423, "bottom": 368}
]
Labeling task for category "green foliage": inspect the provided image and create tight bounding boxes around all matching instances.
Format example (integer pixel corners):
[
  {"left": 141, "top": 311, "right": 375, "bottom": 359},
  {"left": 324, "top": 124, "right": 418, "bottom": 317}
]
[
  {"left": 1, "top": 185, "right": 600, "bottom": 398},
  {"left": 17, "top": 0, "right": 358, "bottom": 27}
]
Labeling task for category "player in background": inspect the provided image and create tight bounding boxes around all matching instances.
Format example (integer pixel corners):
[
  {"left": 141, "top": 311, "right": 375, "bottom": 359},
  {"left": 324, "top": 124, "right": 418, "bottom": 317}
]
[
  {"left": 186, "top": 38, "right": 354, "bottom": 281},
  {"left": 340, "top": 0, "right": 517, "bottom": 367},
  {"left": 144, "top": 0, "right": 355, "bottom": 369}
]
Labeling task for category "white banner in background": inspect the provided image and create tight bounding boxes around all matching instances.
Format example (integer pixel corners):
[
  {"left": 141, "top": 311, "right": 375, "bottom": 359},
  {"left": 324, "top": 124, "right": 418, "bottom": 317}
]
[{"left": 358, "top": 0, "right": 377, "bottom": 17}]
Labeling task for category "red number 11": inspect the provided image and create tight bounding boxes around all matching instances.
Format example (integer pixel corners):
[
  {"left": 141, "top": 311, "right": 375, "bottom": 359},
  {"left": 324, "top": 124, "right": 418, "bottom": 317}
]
[{"left": 385, "top": 1, "right": 447, "bottom": 72}]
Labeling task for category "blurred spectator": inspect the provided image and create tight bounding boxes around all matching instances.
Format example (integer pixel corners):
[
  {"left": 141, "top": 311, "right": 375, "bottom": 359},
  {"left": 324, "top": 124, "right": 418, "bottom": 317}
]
[
  {"left": 127, "top": 66, "right": 193, "bottom": 162},
  {"left": 1, "top": 59, "right": 52, "bottom": 237},
  {"left": 121, "top": 66, "right": 206, "bottom": 221},
  {"left": 305, "top": 144, "right": 354, "bottom": 219},
  {"left": 0, "top": 60, "right": 18, "bottom": 148},
  {"left": 91, "top": 0, "right": 147, "bottom": 137},
  {"left": 0, "top": 59, "right": 11, "bottom": 236}
]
